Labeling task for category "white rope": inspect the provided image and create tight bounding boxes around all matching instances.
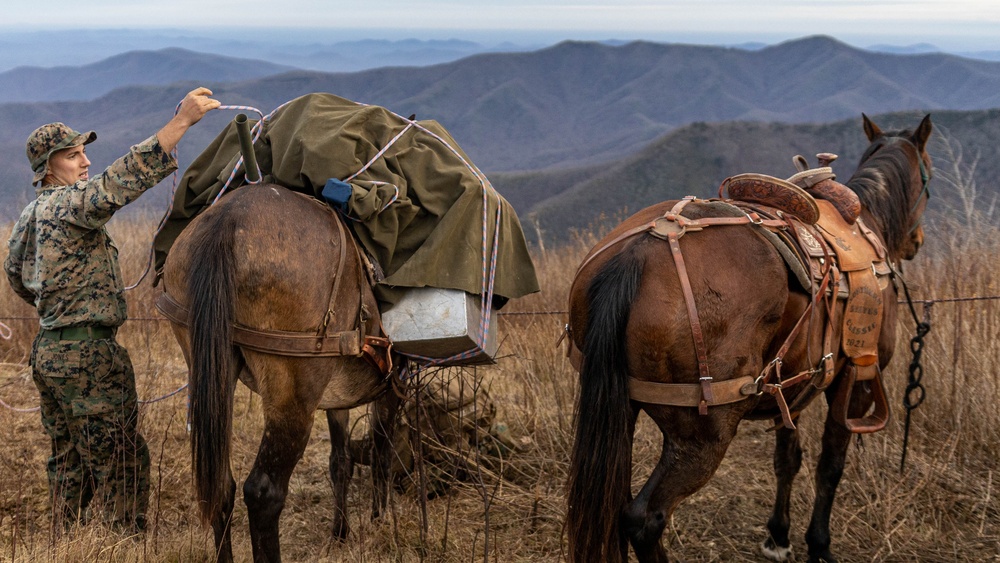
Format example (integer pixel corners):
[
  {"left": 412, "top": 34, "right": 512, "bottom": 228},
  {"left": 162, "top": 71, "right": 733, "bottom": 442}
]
[
  {"left": 344, "top": 121, "right": 416, "bottom": 182},
  {"left": 0, "top": 380, "right": 190, "bottom": 414},
  {"left": 341, "top": 105, "right": 502, "bottom": 369},
  {"left": 126, "top": 102, "right": 285, "bottom": 291},
  {"left": 0, "top": 396, "right": 39, "bottom": 414}
]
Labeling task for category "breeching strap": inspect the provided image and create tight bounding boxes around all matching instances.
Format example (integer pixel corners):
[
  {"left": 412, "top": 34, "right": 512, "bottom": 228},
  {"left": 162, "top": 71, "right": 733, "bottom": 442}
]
[
  {"left": 575, "top": 197, "right": 789, "bottom": 415},
  {"left": 661, "top": 198, "right": 715, "bottom": 414}
]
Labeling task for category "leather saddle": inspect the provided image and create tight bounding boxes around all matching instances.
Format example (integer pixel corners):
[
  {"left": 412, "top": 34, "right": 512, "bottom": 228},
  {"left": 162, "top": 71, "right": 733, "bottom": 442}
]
[
  {"left": 720, "top": 154, "right": 892, "bottom": 433},
  {"left": 720, "top": 152, "right": 862, "bottom": 226}
]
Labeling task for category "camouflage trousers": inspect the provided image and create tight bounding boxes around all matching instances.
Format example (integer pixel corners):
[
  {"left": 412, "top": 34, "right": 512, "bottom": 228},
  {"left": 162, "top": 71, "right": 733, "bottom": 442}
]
[{"left": 30, "top": 332, "right": 150, "bottom": 531}]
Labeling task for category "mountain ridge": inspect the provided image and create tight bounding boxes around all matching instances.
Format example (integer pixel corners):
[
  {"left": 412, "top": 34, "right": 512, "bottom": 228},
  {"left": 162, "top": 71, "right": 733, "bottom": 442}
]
[
  {"left": 493, "top": 108, "right": 1000, "bottom": 241},
  {"left": 3, "top": 36, "right": 1000, "bottom": 231},
  {"left": 0, "top": 48, "right": 293, "bottom": 103}
]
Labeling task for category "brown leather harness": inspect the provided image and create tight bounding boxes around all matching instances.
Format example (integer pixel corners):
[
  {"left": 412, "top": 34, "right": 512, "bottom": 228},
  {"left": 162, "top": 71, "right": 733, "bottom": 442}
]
[
  {"left": 156, "top": 195, "right": 393, "bottom": 374},
  {"left": 566, "top": 175, "right": 893, "bottom": 433}
]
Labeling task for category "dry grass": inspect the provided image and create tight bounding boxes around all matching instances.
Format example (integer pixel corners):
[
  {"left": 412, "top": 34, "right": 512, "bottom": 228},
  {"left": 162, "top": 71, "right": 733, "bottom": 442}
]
[{"left": 1, "top": 208, "right": 998, "bottom": 563}]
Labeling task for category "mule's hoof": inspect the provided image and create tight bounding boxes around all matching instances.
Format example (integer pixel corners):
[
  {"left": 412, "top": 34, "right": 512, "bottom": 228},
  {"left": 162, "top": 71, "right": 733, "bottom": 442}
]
[{"left": 761, "top": 537, "right": 792, "bottom": 562}]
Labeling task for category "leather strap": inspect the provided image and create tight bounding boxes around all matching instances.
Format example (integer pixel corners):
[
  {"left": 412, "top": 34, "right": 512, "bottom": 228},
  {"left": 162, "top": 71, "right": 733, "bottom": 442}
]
[
  {"left": 155, "top": 291, "right": 188, "bottom": 325},
  {"left": 155, "top": 290, "right": 364, "bottom": 357},
  {"left": 362, "top": 335, "right": 393, "bottom": 373},
  {"left": 235, "top": 325, "right": 363, "bottom": 357},
  {"left": 628, "top": 376, "right": 757, "bottom": 407},
  {"left": 757, "top": 301, "right": 815, "bottom": 429},
  {"left": 574, "top": 197, "right": 787, "bottom": 276},
  {"left": 658, "top": 199, "right": 715, "bottom": 414},
  {"left": 318, "top": 211, "right": 350, "bottom": 338},
  {"left": 669, "top": 230, "right": 715, "bottom": 414}
]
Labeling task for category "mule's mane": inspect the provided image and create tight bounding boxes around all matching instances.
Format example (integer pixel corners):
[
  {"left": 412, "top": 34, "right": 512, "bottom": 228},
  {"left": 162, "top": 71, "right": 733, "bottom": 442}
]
[{"left": 845, "top": 130, "right": 922, "bottom": 260}]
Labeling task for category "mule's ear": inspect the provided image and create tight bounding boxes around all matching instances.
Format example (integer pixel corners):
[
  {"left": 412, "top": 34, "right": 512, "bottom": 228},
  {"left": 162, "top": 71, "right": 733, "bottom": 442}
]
[
  {"left": 862, "top": 113, "right": 883, "bottom": 142},
  {"left": 911, "top": 114, "right": 933, "bottom": 152}
]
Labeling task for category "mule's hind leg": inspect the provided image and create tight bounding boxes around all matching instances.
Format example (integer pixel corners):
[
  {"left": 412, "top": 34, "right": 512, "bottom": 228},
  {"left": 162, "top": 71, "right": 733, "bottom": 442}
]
[
  {"left": 804, "top": 382, "right": 875, "bottom": 563},
  {"left": 623, "top": 406, "right": 742, "bottom": 563},
  {"left": 763, "top": 425, "right": 802, "bottom": 562},
  {"left": 326, "top": 409, "right": 353, "bottom": 541},
  {"left": 369, "top": 387, "right": 401, "bottom": 520},
  {"left": 243, "top": 406, "right": 315, "bottom": 563}
]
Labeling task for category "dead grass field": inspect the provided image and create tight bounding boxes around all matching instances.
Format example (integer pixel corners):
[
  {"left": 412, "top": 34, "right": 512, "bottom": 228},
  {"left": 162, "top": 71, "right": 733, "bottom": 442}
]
[{"left": 1, "top": 207, "right": 998, "bottom": 562}]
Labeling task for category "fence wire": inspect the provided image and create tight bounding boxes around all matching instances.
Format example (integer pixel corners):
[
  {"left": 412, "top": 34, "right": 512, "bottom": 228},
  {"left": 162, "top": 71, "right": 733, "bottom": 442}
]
[{"left": 1, "top": 294, "right": 998, "bottom": 413}]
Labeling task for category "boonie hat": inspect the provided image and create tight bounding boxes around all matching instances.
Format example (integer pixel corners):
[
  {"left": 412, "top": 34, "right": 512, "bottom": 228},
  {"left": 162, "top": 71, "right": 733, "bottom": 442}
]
[{"left": 26, "top": 122, "right": 97, "bottom": 185}]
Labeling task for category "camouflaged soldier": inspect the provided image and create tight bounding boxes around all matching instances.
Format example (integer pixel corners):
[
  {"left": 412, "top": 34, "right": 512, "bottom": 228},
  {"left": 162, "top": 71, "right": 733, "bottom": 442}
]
[{"left": 4, "top": 87, "right": 220, "bottom": 533}]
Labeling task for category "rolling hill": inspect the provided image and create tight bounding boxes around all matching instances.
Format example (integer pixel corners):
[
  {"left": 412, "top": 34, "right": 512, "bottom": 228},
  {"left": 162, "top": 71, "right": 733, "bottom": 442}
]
[
  {"left": 3, "top": 36, "right": 1000, "bottom": 231},
  {"left": 0, "top": 29, "right": 537, "bottom": 74},
  {"left": 0, "top": 48, "right": 293, "bottom": 103},
  {"left": 183, "top": 35, "right": 1000, "bottom": 173},
  {"left": 494, "top": 109, "right": 1000, "bottom": 241}
]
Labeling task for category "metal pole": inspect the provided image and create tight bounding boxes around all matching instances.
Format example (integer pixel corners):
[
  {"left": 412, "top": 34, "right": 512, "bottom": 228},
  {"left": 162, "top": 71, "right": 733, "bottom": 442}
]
[{"left": 234, "top": 113, "right": 261, "bottom": 183}]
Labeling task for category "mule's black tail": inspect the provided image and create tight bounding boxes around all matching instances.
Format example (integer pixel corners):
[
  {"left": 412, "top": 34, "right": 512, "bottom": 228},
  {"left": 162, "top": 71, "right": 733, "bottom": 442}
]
[
  {"left": 187, "top": 211, "right": 241, "bottom": 525},
  {"left": 566, "top": 243, "right": 645, "bottom": 563}
]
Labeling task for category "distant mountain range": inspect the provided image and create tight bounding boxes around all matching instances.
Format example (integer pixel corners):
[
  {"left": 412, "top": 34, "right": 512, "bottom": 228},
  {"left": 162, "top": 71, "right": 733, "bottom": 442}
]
[
  {"left": 0, "top": 29, "right": 540, "bottom": 74},
  {"left": 2, "top": 35, "right": 999, "bottom": 237},
  {"left": 494, "top": 109, "right": 1000, "bottom": 241},
  {"left": 0, "top": 48, "right": 292, "bottom": 103}
]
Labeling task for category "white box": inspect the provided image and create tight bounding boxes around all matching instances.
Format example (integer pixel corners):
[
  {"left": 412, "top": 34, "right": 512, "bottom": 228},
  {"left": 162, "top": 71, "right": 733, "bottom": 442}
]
[{"left": 381, "top": 287, "right": 498, "bottom": 365}]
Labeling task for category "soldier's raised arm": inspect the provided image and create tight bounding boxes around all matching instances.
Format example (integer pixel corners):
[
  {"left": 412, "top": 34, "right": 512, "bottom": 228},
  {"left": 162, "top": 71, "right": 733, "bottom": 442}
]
[{"left": 156, "top": 87, "right": 221, "bottom": 153}]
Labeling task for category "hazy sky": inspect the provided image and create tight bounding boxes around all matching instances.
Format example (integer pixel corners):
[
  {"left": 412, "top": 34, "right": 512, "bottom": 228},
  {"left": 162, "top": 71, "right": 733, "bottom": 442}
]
[{"left": 6, "top": 0, "right": 999, "bottom": 51}]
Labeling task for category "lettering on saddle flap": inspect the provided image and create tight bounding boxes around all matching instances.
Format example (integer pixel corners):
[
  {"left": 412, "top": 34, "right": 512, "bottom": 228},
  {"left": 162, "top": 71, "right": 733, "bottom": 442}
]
[{"left": 842, "top": 274, "right": 883, "bottom": 357}]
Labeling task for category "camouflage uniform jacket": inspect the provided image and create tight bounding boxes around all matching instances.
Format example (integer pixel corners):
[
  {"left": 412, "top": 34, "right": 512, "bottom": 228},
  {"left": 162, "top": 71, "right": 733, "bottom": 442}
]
[{"left": 4, "top": 135, "right": 177, "bottom": 329}]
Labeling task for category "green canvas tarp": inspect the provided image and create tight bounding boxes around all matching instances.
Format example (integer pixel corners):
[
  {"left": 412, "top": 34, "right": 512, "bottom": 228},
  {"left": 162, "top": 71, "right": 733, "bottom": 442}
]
[{"left": 153, "top": 93, "right": 539, "bottom": 305}]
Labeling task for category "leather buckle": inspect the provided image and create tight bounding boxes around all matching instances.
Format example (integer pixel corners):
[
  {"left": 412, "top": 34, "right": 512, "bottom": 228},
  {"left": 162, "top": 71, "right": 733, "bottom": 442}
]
[{"left": 362, "top": 336, "right": 393, "bottom": 375}]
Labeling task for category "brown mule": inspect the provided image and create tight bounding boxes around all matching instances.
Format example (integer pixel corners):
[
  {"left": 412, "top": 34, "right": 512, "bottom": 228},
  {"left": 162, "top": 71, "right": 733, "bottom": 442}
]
[
  {"left": 565, "top": 114, "right": 933, "bottom": 563},
  {"left": 160, "top": 184, "right": 400, "bottom": 563}
]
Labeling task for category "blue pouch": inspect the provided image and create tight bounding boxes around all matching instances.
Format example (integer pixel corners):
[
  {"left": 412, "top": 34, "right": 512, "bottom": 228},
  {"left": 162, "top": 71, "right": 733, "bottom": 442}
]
[{"left": 321, "top": 178, "right": 353, "bottom": 212}]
